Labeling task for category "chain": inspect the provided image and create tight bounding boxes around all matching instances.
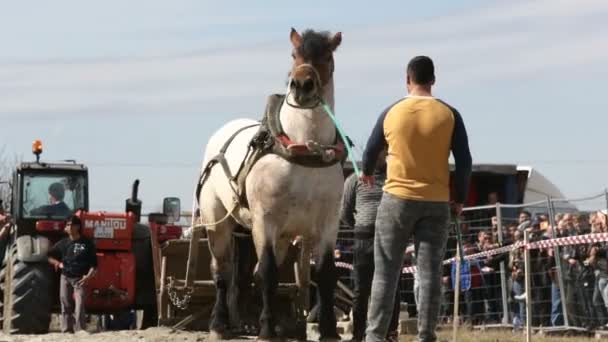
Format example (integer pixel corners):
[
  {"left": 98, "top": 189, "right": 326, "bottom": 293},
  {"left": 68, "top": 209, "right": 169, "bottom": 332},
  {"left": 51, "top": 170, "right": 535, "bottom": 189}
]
[{"left": 166, "top": 278, "right": 194, "bottom": 310}]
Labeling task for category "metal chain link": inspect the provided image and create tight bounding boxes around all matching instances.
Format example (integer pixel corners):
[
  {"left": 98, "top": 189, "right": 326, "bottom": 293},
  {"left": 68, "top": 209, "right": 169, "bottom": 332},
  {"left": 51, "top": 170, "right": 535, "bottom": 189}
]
[{"left": 166, "top": 279, "right": 194, "bottom": 310}]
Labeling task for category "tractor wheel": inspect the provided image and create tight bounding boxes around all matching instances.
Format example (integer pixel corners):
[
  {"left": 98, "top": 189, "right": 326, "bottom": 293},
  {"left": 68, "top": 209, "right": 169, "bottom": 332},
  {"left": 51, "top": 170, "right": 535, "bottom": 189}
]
[
  {"left": 133, "top": 224, "right": 158, "bottom": 329},
  {"left": 1, "top": 243, "right": 52, "bottom": 334}
]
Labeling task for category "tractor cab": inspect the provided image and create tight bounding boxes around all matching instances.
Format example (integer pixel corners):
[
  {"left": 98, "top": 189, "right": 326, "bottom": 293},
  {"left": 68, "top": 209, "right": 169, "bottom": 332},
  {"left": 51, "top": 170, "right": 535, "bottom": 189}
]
[{"left": 11, "top": 140, "right": 89, "bottom": 237}]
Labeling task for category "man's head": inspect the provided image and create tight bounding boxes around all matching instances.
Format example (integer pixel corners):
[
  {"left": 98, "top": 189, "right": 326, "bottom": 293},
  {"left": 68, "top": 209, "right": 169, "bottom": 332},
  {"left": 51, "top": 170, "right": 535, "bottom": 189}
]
[
  {"left": 478, "top": 230, "right": 490, "bottom": 244},
  {"left": 406, "top": 56, "right": 435, "bottom": 93},
  {"left": 491, "top": 216, "right": 498, "bottom": 228},
  {"left": 65, "top": 214, "right": 82, "bottom": 239},
  {"left": 519, "top": 210, "right": 531, "bottom": 224},
  {"left": 48, "top": 182, "right": 65, "bottom": 204},
  {"left": 563, "top": 213, "right": 574, "bottom": 227}
]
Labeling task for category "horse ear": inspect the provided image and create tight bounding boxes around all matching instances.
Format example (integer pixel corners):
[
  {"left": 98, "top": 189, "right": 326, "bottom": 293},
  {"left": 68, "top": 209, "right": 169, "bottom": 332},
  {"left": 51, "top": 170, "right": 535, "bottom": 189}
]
[
  {"left": 290, "top": 27, "right": 302, "bottom": 48},
  {"left": 330, "top": 32, "right": 342, "bottom": 51}
]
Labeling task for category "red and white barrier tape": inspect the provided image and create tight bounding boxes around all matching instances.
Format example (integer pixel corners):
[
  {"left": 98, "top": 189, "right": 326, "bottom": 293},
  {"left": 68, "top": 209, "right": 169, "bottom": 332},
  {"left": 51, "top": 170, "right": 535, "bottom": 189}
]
[
  {"left": 330, "top": 232, "right": 608, "bottom": 274},
  {"left": 526, "top": 232, "right": 608, "bottom": 250}
]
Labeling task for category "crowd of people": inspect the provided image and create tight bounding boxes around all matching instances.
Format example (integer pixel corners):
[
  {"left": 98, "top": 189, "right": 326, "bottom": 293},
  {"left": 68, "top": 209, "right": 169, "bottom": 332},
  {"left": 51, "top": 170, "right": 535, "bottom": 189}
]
[{"left": 335, "top": 208, "right": 608, "bottom": 332}]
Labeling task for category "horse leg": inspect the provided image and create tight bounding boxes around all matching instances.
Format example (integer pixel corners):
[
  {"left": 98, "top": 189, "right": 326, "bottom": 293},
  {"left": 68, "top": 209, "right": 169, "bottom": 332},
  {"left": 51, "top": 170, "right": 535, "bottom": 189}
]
[
  {"left": 315, "top": 217, "right": 341, "bottom": 340},
  {"left": 252, "top": 225, "right": 291, "bottom": 341},
  {"left": 202, "top": 193, "right": 236, "bottom": 339}
]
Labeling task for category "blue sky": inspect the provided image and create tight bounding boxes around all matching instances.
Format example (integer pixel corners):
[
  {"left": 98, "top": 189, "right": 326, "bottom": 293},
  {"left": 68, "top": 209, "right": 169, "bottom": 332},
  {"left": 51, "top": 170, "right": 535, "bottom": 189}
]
[{"left": 1, "top": 0, "right": 607, "bottom": 213}]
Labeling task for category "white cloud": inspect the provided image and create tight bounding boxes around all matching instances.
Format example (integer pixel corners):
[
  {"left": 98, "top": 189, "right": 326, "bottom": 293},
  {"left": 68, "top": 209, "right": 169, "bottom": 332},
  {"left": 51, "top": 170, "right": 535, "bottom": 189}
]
[{"left": 0, "top": 0, "right": 606, "bottom": 119}]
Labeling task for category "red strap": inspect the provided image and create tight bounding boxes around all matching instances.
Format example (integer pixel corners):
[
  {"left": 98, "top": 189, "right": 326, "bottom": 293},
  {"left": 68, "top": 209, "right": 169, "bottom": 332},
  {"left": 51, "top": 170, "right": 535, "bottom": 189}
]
[{"left": 276, "top": 134, "right": 346, "bottom": 160}]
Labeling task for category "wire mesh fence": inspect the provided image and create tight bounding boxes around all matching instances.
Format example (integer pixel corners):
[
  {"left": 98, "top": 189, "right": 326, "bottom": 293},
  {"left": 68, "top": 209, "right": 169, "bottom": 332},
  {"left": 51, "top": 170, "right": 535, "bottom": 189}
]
[{"left": 332, "top": 190, "right": 608, "bottom": 334}]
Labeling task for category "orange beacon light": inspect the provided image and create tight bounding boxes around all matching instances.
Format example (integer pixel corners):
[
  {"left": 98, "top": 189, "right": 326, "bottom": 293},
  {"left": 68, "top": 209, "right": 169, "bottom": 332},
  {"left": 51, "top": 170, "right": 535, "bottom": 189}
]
[{"left": 32, "top": 139, "right": 43, "bottom": 163}]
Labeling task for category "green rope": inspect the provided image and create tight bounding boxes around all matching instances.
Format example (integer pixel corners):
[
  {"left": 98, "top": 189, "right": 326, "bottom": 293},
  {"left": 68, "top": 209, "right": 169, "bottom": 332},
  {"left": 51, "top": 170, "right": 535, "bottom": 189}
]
[{"left": 321, "top": 100, "right": 362, "bottom": 178}]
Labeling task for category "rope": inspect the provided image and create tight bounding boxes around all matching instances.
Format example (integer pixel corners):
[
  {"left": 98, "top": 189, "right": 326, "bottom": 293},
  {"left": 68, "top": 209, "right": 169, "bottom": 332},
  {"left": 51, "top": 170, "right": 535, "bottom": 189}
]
[
  {"left": 320, "top": 100, "right": 361, "bottom": 178},
  {"left": 191, "top": 203, "right": 238, "bottom": 231}
]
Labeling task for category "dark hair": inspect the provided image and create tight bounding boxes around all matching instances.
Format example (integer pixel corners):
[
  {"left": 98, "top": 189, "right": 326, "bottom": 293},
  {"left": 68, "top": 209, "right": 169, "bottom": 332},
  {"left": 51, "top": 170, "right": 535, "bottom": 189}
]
[
  {"left": 520, "top": 210, "right": 531, "bottom": 217},
  {"left": 49, "top": 182, "right": 65, "bottom": 201},
  {"left": 407, "top": 56, "right": 435, "bottom": 85},
  {"left": 67, "top": 215, "right": 82, "bottom": 231}
]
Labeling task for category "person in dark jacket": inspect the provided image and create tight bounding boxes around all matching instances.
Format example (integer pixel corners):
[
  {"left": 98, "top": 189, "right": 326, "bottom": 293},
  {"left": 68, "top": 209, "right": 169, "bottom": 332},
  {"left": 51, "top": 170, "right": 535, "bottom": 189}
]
[
  {"left": 340, "top": 148, "right": 401, "bottom": 342},
  {"left": 31, "top": 182, "right": 72, "bottom": 218},
  {"left": 48, "top": 215, "right": 97, "bottom": 333}
]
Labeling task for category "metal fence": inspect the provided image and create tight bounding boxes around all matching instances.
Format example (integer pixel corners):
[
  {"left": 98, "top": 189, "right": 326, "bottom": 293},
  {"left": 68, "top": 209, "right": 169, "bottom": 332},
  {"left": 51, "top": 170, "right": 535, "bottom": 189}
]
[{"left": 333, "top": 189, "right": 608, "bottom": 335}]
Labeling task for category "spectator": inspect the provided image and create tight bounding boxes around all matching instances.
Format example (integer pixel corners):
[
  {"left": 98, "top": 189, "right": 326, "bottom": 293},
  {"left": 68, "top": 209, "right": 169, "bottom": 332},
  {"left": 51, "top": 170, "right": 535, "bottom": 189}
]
[
  {"left": 509, "top": 230, "right": 526, "bottom": 329},
  {"left": 47, "top": 215, "right": 98, "bottom": 333},
  {"left": 339, "top": 149, "right": 401, "bottom": 342}
]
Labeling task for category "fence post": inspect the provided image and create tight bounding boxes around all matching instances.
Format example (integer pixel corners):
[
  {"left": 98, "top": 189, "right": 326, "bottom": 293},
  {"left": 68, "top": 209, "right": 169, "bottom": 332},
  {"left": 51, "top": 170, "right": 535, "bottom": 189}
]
[
  {"left": 547, "top": 196, "right": 569, "bottom": 328},
  {"left": 524, "top": 230, "right": 532, "bottom": 342},
  {"left": 495, "top": 203, "right": 510, "bottom": 325}
]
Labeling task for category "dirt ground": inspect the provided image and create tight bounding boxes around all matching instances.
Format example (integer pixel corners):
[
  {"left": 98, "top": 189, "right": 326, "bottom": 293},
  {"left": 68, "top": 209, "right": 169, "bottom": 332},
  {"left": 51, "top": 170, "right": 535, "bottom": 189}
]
[
  {"left": 0, "top": 328, "right": 601, "bottom": 342},
  {"left": 0, "top": 315, "right": 600, "bottom": 342}
]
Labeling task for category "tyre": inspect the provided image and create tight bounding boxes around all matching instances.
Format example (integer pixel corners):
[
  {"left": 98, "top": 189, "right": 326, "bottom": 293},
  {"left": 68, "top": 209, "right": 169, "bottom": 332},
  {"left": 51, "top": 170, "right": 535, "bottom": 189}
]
[
  {"left": 132, "top": 224, "right": 158, "bottom": 329},
  {"left": 1, "top": 243, "right": 52, "bottom": 334}
]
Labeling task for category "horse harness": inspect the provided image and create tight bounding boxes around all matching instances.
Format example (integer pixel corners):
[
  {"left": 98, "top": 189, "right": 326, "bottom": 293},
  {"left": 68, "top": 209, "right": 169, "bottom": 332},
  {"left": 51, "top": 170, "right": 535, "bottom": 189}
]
[{"left": 195, "top": 93, "right": 350, "bottom": 212}]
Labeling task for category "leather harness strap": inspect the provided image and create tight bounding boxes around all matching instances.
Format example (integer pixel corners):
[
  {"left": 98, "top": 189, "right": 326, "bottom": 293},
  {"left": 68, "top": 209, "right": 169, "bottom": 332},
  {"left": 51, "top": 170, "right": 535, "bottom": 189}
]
[{"left": 196, "top": 93, "right": 349, "bottom": 212}]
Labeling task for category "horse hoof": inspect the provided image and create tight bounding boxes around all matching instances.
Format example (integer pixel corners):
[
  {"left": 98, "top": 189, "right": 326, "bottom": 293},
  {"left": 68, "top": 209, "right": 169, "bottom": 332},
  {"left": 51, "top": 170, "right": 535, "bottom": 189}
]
[
  {"left": 209, "top": 330, "right": 229, "bottom": 341},
  {"left": 319, "top": 335, "right": 342, "bottom": 342}
]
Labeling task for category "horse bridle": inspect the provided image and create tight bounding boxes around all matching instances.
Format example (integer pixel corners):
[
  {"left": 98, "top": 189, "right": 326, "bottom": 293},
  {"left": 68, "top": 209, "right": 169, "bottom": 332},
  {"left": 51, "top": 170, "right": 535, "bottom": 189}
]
[{"left": 285, "top": 62, "right": 327, "bottom": 109}]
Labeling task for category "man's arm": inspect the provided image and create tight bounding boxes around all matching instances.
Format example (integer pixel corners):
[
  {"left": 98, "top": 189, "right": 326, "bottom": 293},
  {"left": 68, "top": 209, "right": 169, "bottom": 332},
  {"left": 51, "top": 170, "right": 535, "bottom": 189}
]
[
  {"left": 47, "top": 239, "right": 66, "bottom": 269},
  {"left": 361, "top": 100, "right": 402, "bottom": 176},
  {"left": 78, "top": 241, "right": 98, "bottom": 285},
  {"left": 450, "top": 109, "right": 473, "bottom": 205},
  {"left": 339, "top": 173, "right": 358, "bottom": 229}
]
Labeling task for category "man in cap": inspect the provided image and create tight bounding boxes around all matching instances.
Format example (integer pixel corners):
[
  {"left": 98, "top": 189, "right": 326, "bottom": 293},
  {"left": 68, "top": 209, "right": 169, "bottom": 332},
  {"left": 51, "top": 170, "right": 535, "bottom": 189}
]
[{"left": 48, "top": 215, "right": 98, "bottom": 333}]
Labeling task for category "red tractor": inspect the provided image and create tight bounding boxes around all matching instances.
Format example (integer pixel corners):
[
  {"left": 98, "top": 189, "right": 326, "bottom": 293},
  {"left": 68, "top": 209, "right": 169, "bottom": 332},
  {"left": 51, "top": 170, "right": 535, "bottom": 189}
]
[{"left": 0, "top": 140, "right": 183, "bottom": 334}]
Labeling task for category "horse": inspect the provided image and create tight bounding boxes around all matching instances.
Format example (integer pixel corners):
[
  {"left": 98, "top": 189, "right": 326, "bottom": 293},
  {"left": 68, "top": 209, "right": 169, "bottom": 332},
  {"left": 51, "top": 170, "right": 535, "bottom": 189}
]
[{"left": 194, "top": 27, "right": 345, "bottom": 341}]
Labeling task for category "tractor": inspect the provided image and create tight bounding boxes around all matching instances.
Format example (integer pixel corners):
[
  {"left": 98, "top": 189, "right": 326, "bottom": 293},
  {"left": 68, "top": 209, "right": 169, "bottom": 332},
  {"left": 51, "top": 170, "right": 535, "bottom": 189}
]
[{"left": 0, "top": 140, "right": 182, "bottom": 334}]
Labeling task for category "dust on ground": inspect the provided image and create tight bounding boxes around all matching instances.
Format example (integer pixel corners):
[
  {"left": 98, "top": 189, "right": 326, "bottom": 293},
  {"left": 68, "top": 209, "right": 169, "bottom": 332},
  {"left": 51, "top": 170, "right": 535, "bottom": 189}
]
[
  {"left": 0, "top": 328, "right": 600, "bottom": 342},
  {"left": 0, "top": 327, "right": 211, "bottom": 342}
]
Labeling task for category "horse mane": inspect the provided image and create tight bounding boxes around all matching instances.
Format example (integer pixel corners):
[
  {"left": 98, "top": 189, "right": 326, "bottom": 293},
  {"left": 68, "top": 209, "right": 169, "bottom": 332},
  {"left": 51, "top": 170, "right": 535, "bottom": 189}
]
[{"left": 297, "top": 29, "right": 333, "bottom": 61}]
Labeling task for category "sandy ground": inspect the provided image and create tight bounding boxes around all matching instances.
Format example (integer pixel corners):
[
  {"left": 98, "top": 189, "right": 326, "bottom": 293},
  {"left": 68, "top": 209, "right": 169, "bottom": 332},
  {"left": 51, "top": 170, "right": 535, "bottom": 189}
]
[
  {"left": 0, "top": 328, "right": 601, "bottom": 342},
  {"left": 0, "top": 315, "right": 599, "bottom": 342},
  {"left": 0, "top": 328, "right": 209, "bottom": 342},
  {"left": 0, "top": 329, "right": 600, "bottom": 342}
]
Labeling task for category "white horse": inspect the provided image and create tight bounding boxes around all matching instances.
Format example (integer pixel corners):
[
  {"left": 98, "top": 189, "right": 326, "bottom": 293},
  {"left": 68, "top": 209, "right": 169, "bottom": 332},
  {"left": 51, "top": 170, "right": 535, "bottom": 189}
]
[{"left": 195, "top": 28, "right": 345, "bottom": 341}]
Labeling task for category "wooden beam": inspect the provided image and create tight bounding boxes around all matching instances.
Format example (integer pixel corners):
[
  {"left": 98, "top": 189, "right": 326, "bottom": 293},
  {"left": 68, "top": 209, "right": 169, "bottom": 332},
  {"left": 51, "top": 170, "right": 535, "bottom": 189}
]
[
  {"left": 158, "top": 256, "right": 168, "bottom": 321},
  {"left": 184, "top": 226, "right": 202, "bottom": 287}
]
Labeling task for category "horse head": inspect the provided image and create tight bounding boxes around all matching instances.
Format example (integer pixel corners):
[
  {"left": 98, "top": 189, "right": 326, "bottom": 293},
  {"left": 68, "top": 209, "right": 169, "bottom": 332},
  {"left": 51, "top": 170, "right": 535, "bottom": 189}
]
[{"left": 288, "top": 28, "right": 342, "bottom": 108}]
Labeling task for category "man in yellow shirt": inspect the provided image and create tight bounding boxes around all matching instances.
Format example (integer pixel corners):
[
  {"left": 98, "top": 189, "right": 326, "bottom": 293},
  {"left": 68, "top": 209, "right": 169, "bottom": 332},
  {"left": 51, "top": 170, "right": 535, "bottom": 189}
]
[{"left": 360, "top": 56, "right": 472, "bottom": 342}]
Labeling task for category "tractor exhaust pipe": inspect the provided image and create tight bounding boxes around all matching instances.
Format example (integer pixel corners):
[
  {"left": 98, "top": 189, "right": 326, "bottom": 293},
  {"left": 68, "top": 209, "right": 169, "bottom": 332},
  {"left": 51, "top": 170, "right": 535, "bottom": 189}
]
[
  {"left": 131, "top": 179, "right": 140, "bottom": 202},
  {"left": 126, "top": 179, "right": 142, "bottom": 223}
]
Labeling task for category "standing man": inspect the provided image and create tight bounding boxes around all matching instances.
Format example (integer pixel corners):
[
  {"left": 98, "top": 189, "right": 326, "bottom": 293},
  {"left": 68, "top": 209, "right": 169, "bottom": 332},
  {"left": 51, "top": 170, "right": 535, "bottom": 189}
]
[
  {"left": 48, "top": 215, "right": 98, "bottom": 333},
  {"left": 340, "top": 148, "right": 401, "bottom": 342},
  {"left": 360, "top": 56, "right": 472, "bottom": 342}
]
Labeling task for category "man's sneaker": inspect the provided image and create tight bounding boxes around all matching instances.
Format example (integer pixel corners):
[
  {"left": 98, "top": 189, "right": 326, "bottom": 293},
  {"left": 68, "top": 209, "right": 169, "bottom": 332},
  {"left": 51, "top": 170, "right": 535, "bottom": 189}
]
[{"left": 514, "top": 292, "right": 527, "bottom": 301}]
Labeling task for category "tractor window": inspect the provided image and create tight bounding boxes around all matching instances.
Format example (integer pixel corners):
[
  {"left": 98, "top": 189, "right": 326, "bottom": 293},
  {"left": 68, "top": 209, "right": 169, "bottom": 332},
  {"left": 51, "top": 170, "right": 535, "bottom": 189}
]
[{"left": 22, "top": 173, "right": 86, "bottom": 219}]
